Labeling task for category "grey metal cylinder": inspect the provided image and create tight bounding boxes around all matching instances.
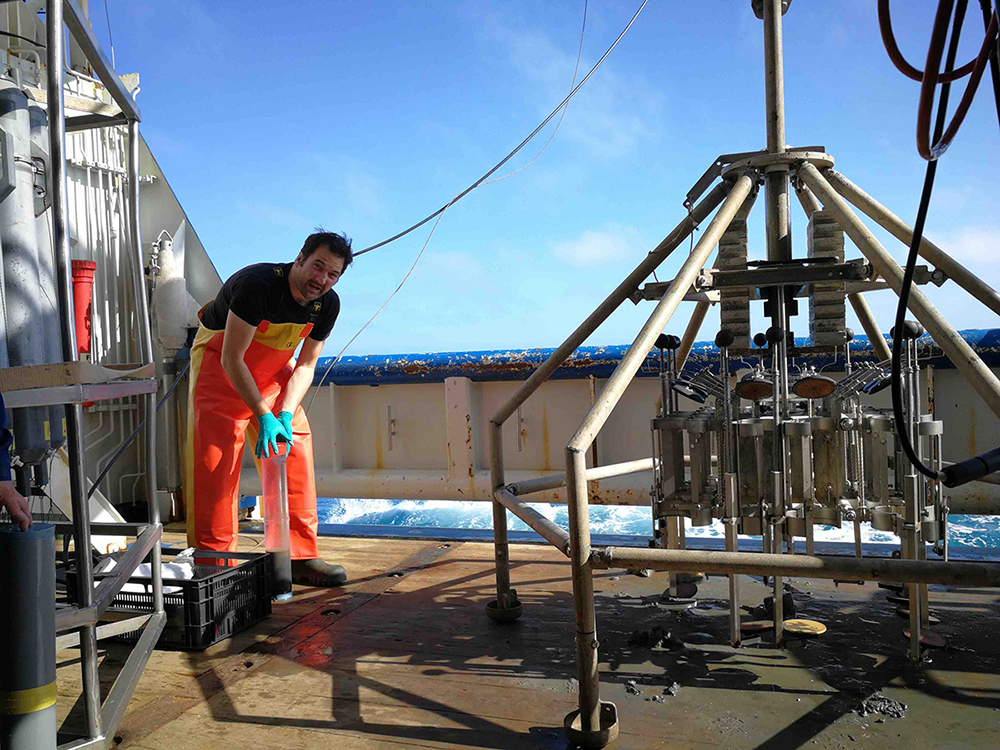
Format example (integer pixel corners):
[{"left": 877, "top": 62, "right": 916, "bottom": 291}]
[
  {"left": 0, "top": 523, "right": 57, "bottom": 749},
  {"left": 29, "top": 102, "right": 65, "bottom": 452},
  {"left": 0, "top": 80, "right": 49, "bottom": 464}
]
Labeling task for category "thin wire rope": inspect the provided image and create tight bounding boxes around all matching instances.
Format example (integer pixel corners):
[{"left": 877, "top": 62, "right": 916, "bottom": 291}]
[
  {"left": 480, "top": 1, "right": 588, "bottom": 187},
  {"left": 354, "top": 0, "right": 649, "bottom": 258},
  {"left": 104, "top": 0, "right": 115, "bottom": 68},
  {"left": 305, "top": 205, "right": 451, "bottom": 414},
  {"left": 306, "top": 0, "right": 630, "bottom": 406}
]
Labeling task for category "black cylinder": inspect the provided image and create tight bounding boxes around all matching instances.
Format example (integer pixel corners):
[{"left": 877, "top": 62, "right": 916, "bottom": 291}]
[{"left": 0, "top": 523, "right": 56, "bottom": 749}]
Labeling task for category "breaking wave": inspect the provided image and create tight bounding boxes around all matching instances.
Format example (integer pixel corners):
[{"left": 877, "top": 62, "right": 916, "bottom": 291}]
[{"left": 317, "top": 498, "right": 999, "bottom": 548}]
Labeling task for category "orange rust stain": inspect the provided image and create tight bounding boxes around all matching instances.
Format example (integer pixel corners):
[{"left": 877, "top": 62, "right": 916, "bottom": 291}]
[
  {"left": 542, "top": 404, "right": 551, "bottom": 472},
  {"left": 376, "top": 427, "right": 384, "bottom": 470}
]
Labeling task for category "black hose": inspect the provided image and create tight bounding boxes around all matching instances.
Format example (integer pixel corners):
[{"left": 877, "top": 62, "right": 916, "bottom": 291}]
[
  {"left": 890, "top": 1, "right": 968, "bottom": 482},
  {"left": 86, "top": 360, "right": 191, "bottom": 500}
]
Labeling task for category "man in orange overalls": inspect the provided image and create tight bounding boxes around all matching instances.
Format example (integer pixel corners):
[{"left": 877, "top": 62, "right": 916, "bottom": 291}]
[{"left": 184, "top": 230, "right": 351, "bottom": 586}]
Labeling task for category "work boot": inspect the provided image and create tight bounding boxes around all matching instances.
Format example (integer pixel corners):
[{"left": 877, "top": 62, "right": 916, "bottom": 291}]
[{"left": 291, "top": 558, "right": 348, "bottom": 587}]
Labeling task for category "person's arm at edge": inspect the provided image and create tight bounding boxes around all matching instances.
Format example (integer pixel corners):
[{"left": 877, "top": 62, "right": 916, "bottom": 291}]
[
  {"left": 0, "top": 393, "right": 31, "bottom": 530},
  {"left": 220, "top": 311, "right": 270, "bottom": 418},
  {"left": 278, "top": 337, "right": 324, "bottom": 416}
]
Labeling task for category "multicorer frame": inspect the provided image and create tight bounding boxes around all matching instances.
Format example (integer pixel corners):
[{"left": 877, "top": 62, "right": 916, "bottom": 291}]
[{"left": 485, "top": 1, "right": 1000, "bottom": 747}]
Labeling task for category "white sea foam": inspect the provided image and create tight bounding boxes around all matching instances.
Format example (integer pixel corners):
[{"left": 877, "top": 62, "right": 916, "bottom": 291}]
[{"left": 318, "top": 498, "right": 998, "bottom": 548}]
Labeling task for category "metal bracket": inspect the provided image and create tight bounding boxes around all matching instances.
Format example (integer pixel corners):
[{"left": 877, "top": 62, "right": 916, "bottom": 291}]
[
  {"left": 0, "top": 127, "right": 15, "bottom": 202},
  {"left": 387, "top": 405, "right": 396, "bottom": 451}
]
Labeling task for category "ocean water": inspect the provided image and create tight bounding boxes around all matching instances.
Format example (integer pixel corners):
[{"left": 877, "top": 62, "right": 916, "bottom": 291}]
[{"left": 317, "top": 498, "right": 1000, "bottom": 549}]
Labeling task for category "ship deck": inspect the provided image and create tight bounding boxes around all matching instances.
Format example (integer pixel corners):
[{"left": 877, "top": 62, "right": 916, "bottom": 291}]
[{"left": 55, "top": 528, "right": 1000, "bottom": 749}]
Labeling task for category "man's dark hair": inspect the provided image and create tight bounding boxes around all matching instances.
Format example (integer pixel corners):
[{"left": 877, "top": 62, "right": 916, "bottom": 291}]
[{"left": 299, "top": 229, "right": 353, "bottom": 272}]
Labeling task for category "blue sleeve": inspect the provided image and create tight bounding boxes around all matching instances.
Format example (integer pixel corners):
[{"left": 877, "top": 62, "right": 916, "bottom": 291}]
[{"left": 0, "top": 394, "right": 10, "bottom": 482}]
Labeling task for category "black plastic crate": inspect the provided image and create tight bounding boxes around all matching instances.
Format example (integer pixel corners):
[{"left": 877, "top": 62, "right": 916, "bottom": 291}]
[{"left": 107, "top": 550, "right": 272, "bottom": 651}]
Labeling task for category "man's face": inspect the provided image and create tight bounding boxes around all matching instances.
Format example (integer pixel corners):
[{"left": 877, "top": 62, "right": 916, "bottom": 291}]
[{"left": 290, "top": 246, "right": 345, "bottom": 303}]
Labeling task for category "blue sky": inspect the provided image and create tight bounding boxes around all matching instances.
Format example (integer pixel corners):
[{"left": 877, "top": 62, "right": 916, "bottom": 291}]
[{"left": 101, "top": 0, "right": 999, "bottom": 355}]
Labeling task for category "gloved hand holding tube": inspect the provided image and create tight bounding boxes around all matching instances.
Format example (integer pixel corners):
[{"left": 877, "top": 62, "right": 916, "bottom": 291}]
[{"left": 255, "top": 412, "right": 292, "bottom": 459}]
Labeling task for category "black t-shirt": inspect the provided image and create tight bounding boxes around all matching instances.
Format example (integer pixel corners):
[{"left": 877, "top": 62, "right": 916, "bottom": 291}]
[{"left": 200, "top": 262, "right": 340, "bottom": 341}]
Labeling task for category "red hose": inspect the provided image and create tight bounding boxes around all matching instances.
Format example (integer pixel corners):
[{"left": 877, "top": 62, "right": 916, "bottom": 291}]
[
  {"left": 878, "top": 0, "right": 979, "bottom": 82},
  {"left": 915, "top": 2, "right": 998, "bottom": 159}
]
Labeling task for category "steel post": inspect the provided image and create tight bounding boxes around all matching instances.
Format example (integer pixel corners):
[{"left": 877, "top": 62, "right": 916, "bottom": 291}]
[
  {"left": 46, "top": 0, "right": 101, "bottom": 739},
  {"left": 127, "top": 120, "right": 164, "bottom": 614},
  {"left": 488, "top": 420, "right": 515, "bottom": 613},
  {"left": 799, "top": 163, "right": 1000, "bottom": 420},
  {"left": 763, "top": 0, "right": 791, "bottom": 261},
  {"left": 565, "top": 447, "right": 602, "bottom": 734},
  {"left": 825, "top": 169, "right": 1000, "bottom": 317}
]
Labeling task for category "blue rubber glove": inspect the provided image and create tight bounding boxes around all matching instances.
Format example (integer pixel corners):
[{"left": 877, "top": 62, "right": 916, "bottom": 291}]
[
  {"left": 277, "top": 411, "right": 295, "bottom": 449},
  {"left": 255, "top": 413, "right": 290, "bottom": 459}
]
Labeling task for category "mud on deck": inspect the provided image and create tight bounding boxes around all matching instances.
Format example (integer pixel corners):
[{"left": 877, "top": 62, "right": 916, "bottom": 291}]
[{"left": 55, "top": 530, "right": 1000, "bottom": 749}]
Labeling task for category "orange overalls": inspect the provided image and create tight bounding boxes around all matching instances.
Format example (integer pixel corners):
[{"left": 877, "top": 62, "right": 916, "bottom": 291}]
[{"left": 184, "top": 317, "right": 320, "bottom": 559}]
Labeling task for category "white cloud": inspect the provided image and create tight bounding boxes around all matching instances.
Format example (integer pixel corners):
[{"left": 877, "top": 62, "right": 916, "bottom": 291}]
[
  {"left": 551, "top": 226, "right": 641, "bottom": 266},
  {"left": 484, "top": 13, "right": 663, "bottom": 159},
  {"left": 931, "top": 226, "right": 1000, "bottom": 264}
]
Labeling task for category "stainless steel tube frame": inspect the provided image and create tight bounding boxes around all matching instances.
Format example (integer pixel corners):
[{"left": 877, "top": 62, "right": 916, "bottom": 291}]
[
  {"left": 591, "top": 546, "right": 1000, "bottom": 587},
  {"left": 565, "top": 447, "right": 601, "bottom": 733},
  {"left": 63, "top": 0, "right": 141, "bottom": 122},
  {"left": 494, "top": 488, "right": 571, "bottom": 556},
  {"left": 799, "top": 163, "right": 1000, "bottom": 420},
  {"left": 488, "top": 420, "right": 514, "bottom": 612},
  {"left": 825, "top": 169, "right": 1000, "bottom": 317},
  {"left": 561, "top": 174, "right": 755, "bottom": 739},
  {"left": 127, "top": 120, "right": 164, "bottom": 615},
  {"left": 505, "top": 457, "right": 656, "bottom": 497},
  {"left": 46, "top": 0, "right": 101, "bottom": 739}
]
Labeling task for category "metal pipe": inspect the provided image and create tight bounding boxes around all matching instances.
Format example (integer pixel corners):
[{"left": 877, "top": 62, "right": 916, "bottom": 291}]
[
  {"left": 591, "top": 546, "right": 1000, "bottom": 587},
  {"left": 492, "top": 180, "right": 731, "bottom": 427},
  {"left": 565, "top": 447, "right": 600, "bottom": 733},
  {"left": 127, "top": 119, "right": 163, "bottom": 614},
  {"left": 569, "top": 174, "right": 756, "bottom": 452},
  {"left": 825, "top": 169, "right": 1000, "bottom": 317},
  {"left": 488, "top": 420, "right": 513, "bottom": 610},
  {"left": 763, "top": 0, "right": 791, "bottom": 261},
  {"left": 848, "top": 292, "right": 893, "bottom": 362},
  {"left": 506, "top": 457, "right": 656, "bottom": 496},
  {"left": 62, "top": 0, "right": 140, "bottom": 122},
  {"left": 799, "top": 163, "right": 1000, "bottom": 420},
  {"left": 494, "top": 488, "right": 571, "bottom": 556},
  {"left": 46, "top": 0, "right": 101, "bottom": 739},
  {"left": 675, "top": 299, "right": 712, "bottom": 371},
  {"left": 794, "top": 180, "right": 822, "bottom": 216}
]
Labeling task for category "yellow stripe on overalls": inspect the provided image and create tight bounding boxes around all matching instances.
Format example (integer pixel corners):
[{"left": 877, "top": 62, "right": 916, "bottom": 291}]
[{"left": 0, "top": 682, "right": 57, "bottom": 715}]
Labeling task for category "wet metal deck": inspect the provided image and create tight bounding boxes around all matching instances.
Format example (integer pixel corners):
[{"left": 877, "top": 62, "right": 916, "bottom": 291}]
[{"left": 56, "top": 530, "right": 1000, "bottom": 748}]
